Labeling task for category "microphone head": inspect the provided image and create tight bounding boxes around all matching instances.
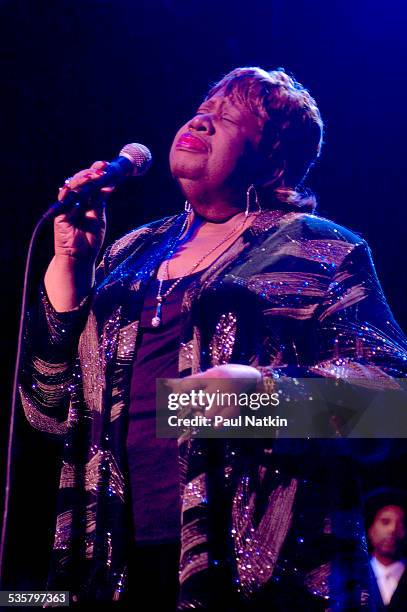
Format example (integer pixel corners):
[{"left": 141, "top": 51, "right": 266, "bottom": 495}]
[{"left": 119, "top": 143, "right": 152, "bottom": 177}]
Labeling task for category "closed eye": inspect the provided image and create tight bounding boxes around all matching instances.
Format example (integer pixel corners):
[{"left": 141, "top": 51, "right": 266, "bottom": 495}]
[
  {"left": 222, "top": 115, "right": 238, "bottom": 124},
  {"left": 195, "top": 109, "right": 238, "bottom": 124}
]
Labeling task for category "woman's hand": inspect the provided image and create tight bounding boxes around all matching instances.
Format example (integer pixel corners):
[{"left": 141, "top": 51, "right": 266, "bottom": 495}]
[
  {"left": 196, "top": 364, "right": 261, "bottom": 381},
  {"left": 44, "top": 161, "right": 114, "bottom": 312},
  {"left": 54, "top": 160, "right": 112, "bottom": 263},
  {"left": 168, "top": 364, "right": 262, "bottom": 424}
]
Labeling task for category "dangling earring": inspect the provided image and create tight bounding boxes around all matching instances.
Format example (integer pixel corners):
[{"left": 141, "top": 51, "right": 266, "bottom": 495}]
[
  {"left": 184, "top": 200, "right": 192, "bottom": 213},
  {"left": 245, "top": 184, "right": 262, "bottom": 217}
]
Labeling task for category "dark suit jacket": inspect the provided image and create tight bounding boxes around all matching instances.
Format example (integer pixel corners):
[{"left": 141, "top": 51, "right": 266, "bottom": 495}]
[{"left": 371, "top": 565, "right": 407, "bottom": 611}]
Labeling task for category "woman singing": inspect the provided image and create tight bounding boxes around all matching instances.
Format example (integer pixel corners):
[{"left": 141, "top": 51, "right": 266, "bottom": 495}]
[{"left": 19, "top": 67, "right": 407, "bottom": 610}]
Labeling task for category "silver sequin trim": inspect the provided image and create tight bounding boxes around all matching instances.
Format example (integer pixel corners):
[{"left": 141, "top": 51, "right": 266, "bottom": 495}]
[
  {"left": 209, "top": 313, "right": 237, "bottom": 366},
  {"left": 79, "top": 312, "right": 104, "bottom": 414},
  {"left": 231, "top": 475, "right": 297, "bottom": 596},
  {"left": 59, "top": 450, "right": 125, "bottom": 502},
  {"left": 19, "top": 385, "right": 68, "bottom": 435},
  {"left": 117, "top": 321, "right": 139, "bottom": 362},
  {"left": 182, "top": 473, "right": 207, "bottom": 513}
]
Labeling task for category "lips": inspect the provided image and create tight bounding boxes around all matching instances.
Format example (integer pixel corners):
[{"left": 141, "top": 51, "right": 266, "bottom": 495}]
[{"left": 176, "top": 133, "right": 208, "bottom": 152}]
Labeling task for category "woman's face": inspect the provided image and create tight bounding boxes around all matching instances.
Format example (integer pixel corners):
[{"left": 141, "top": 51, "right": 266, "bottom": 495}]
[{"left": 169, "top": 93, "right": 264, "bottom": 203}]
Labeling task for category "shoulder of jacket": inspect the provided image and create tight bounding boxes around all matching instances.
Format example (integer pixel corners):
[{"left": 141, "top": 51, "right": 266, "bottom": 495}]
[
  {"left": 277, "top": 211, "right": 367, "bottom": 247},
  {"left": 107, "top": 213, "right": 179, "bottom": 263}
]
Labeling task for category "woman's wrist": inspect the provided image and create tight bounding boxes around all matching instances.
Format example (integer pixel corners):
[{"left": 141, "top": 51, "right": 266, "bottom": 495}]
[{"left": 44, "top": 255, "right": 95, "bottom": 312}]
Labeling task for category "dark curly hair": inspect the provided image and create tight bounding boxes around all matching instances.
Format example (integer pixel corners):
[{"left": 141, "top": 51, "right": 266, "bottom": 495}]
[{"left": 207, "top": 67, "right": 324, "bottom": 212}]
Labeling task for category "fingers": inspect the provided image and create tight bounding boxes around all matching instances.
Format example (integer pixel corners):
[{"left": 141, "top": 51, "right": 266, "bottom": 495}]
[
  {"left": 57, "top": 161, "right": 109, "bottom": 202},
  {"left": 90, "top": 161, "right": 114, "bottom": 193},
  {"left": 90, "top": 160, "right": 108, "bottom": 171},
  {"left": 54, "top": 199, "right": 107, "bottom": 226},
  {"left": 164, "top": 377, "right": 207, "bottom": 397}
]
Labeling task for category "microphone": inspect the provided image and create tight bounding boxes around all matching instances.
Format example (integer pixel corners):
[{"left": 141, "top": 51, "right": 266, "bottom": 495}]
[{"left": 45, "top": 143, "right": 152, "bottom": 218}]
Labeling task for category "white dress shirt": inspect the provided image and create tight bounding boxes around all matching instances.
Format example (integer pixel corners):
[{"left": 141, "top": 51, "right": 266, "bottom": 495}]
[{"left": 370, "top": 556, "right": 406, "bottom": 605}]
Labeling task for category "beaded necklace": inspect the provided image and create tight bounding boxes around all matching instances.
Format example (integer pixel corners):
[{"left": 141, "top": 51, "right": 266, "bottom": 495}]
[{"left": 151, "top": 212, "right": 249, "bottom": 327}]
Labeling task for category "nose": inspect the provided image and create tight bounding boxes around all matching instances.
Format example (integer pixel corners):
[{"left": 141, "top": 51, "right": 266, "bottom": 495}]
[
  {"left": 188, "top": 112, "right": 215, "bottom": 134},
  {"left": 387, "top": 521, "right": 398, "bottom": 535}
]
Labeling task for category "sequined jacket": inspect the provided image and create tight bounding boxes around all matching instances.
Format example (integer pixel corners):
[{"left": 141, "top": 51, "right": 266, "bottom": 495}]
[{"left": 19, "top": 209, "right": 407, "bottom": 610}]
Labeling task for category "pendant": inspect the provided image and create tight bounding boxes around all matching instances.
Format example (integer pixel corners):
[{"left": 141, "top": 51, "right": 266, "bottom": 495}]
[{"left": 151, "top": 299, "right": 162, "bottom": 327}]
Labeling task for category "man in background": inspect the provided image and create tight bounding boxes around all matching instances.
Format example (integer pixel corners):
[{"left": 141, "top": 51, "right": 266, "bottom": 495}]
[{"left": 365, "top": 488, "right": 407, "bottom": 610}]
